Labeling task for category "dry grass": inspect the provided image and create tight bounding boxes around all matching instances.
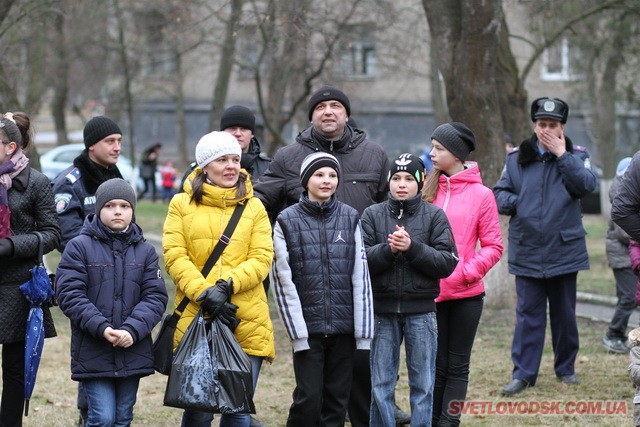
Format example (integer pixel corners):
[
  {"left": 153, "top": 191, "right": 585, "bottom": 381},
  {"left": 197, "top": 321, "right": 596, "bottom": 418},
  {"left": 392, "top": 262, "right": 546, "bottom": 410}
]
[{"left": 12, "top": 206, "right": 633, "bottom": 426}]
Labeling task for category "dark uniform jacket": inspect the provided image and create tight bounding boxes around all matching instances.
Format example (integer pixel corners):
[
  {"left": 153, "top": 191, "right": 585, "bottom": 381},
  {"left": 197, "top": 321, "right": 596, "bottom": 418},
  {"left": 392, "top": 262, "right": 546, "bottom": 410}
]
[
  {"left": 494, "top": 133, "right": 597, "bottom": 278},
  {"left": 52, "top": 151, "right": 122, "bottom": 251}
]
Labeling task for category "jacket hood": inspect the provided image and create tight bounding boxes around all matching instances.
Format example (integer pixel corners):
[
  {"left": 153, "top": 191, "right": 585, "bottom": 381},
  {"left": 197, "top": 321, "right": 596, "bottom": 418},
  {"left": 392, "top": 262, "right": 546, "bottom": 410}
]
[
  {"left": 296, "top": 125, "right": 367, "bottom": 153},
  {"left": 81, "top": 213, "right": 144, "bottom": 245},
  {"left": 438, "top": 162, "right": 483, "bottom": 188},
  {"left": 517, "top": 133, "right": 576, "bottom": 165},
  {"left": 183, "top": 168, "right": 254, "bottom": 208}
]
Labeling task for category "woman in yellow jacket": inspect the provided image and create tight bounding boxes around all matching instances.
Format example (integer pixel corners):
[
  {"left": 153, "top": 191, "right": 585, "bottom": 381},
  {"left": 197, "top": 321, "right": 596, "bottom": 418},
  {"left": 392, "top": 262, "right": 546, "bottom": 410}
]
[{"left": 163, "top": 131, "right": 274, "bottom": 427}]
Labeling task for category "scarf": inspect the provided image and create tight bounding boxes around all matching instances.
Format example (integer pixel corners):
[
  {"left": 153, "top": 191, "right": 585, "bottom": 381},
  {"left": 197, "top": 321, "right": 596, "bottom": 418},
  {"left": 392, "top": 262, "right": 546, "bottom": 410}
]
[
  {"left": 0, "top": 148, "right": 29, "bottom": 238},
  {"left": 73, "top": 150, "right": 123, "bottom": 195}
]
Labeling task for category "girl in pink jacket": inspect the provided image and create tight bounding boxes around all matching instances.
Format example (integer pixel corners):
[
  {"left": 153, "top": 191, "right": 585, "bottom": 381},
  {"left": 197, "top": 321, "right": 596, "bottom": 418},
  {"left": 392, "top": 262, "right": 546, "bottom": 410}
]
[{"left": 422, "top": 122, "right": 504, "bottom": 426}]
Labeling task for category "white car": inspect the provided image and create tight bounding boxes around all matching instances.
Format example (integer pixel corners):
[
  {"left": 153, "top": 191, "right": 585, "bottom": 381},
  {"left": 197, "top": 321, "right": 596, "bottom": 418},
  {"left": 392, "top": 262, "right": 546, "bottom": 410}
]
[{"left": 39, "top": 143, "right": 140, "bottom": 189}]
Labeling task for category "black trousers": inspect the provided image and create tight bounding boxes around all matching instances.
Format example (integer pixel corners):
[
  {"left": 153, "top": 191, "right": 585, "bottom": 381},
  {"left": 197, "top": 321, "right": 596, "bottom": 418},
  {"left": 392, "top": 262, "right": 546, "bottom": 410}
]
[
  {"left": 347, "top": 349, "right": 371, "bottom": 427},
  {"left": 1, "top": 341, "right": 25, "bottom": 427},
  {"left": 287, "top": 334, "right": 355, "bottom": 427},
  {"left": 433, "top": 296, "right": 484, "bottom": 426}
]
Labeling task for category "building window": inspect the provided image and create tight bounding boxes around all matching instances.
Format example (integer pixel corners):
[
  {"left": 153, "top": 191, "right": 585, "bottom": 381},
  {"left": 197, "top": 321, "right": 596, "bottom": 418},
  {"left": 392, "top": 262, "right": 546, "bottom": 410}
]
[
  {"left": 236, "top": 25, "right": 263, "bottom": 80},
  {"left": 142, "top": 11, "right": 177, "bottom": 77},
  {"left": 541, "top": 37, "right": 583, "bottom": 81},
  {"left": 339, "top": 29, "right": 376, "bottom": 78}
]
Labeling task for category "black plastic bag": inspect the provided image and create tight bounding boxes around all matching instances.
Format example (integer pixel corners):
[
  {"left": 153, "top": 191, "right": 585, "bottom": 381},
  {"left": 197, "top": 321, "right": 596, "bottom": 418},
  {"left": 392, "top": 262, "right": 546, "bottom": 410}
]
[
  {"left": 210, "top": 318, "right": 256, "bottom": 414},
  {"left": 164, "top": 311, "right": 217, "bottom": 412}
]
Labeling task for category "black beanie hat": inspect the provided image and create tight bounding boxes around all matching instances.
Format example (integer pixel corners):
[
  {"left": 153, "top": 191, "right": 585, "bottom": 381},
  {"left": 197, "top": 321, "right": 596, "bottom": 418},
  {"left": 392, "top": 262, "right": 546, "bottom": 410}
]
[
  {"left": 431, "top": 122, "right": 476, "bottom": 161},
  {"left": 530, "top": 97, "right": 569, "bottom": 123},
  {"left": 83, "top": 116, "right": 122, "bottom": 149},
  {"left": 300, "top": 152, "right": 341, "bottom": 189},
  {"left": 95, "top": 178, "right": 136, "bottom": 215},
  {"left": 220, "top": 105, "right": 256, "bottom": 133},
  {"left": 388, "top": 153, "right": 426, "bottom": 192},
  {"left": 307, "top": 86, "right": 351, "bottom": 120}
]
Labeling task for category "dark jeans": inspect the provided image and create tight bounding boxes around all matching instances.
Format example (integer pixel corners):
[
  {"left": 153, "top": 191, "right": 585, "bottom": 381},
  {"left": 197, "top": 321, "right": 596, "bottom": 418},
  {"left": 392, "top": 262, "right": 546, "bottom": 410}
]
[
  {"left": 607, "top": 267, "right": 638, "bottom": 340},
  {"left": 433, "top": 296, "right": 484, "bottom": 427},
  {"left": 139, "top": 177, "right": 157, "bottom": 201},
  {"left": 1, "top": 341, "right": 25, "bottom": 426},
  {"left": 511, "top": 273, "right": 579, "bottom": 384},
  {"left": 287, "top": 334, "right": 355, "bottom": 427}
]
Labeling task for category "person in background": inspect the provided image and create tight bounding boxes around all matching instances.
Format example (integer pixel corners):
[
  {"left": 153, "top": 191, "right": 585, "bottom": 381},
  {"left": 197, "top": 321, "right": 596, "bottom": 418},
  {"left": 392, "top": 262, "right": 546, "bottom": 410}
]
[
  {"left": 362, "top": 153, "right": 458, "bottom": 426},
  {"left": 253, "top": 85, "right": 403, "bottom": 426},
  {"left": 221, "top": 105, "right": 271, "bottom": 179},
  {"left": 159, "top": 160, "right": 178, "bottom": 203},
  {"left": 627, "top": 327, "right": 640, "bottom": 426},
  {"left": 271, "top": 152, "right": 373, "bottom": 426},
  {"left": 163, "top": 131, "right": 274, "bottom": 427},
  {"left": 0, "top": 112, "right": 60, "bottom": 426},
  {"left": 603, "top": 157, "right": 635, "bottom": 354},
  {"left": 423, "top": 122, "right": 503, "bottom": 425},
  {"left": 494, "top": 97, "right": 598, "bottom": 396},
  {"left": 51, "top": 115, "right": 124, "bottom": 425},
  {"left": 56, "top": 178, "right": 167, "bottom": 426},
  {"left": 138, "top": 143, "right": 161, "bottom": 202}
]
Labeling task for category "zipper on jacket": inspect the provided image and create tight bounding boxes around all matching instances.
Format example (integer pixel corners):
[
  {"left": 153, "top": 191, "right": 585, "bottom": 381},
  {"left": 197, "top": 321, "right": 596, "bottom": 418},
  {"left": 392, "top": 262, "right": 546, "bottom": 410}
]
[{"left": 320, "top": 208, "right": 332, "bottom": 332}]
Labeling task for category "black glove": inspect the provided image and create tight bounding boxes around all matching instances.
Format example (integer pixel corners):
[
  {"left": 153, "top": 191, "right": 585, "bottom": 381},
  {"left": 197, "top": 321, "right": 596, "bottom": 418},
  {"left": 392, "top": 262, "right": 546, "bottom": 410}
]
[
  {"left": 196, "top": 278, "right": 233, "bottom": 318},
  {"left": 218, "top": 302, "right": 240, "bottom": 331},
  {"left": 0, "top": 239, "right": 13, "bottom": 258}
]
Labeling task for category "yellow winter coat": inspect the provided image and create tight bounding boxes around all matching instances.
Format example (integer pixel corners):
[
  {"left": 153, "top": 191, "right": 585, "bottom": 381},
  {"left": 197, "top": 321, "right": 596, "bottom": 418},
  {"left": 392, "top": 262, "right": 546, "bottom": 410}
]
[{"left": 163, "top": 169, "right": 275, "bottom": 361}]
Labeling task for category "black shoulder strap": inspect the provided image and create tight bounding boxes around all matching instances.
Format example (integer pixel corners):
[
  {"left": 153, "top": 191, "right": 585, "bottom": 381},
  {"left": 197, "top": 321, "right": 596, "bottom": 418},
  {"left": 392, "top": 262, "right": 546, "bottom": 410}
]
[{"left": 173, "top": 202, "right": 247, "bottom": 315}]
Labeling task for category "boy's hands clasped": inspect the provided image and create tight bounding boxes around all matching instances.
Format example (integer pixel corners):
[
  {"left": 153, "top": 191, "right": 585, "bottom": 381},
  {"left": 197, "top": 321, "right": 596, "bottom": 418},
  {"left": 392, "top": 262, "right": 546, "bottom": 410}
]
[
  {"left": 388, "top": 225, "right": 412, "bottom": 253},
  {"left": 103, "top": 327, "right": 133, "bottom": 348}
]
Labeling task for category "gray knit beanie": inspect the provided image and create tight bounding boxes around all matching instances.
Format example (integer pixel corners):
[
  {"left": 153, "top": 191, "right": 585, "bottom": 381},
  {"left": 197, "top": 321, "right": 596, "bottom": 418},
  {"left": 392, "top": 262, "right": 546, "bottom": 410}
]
[
  {"left": 95, "top": 178, "right": 136, "bottom": 214},
  {"left": 84, "top": 116, "right": 122, "bottom": 149},
  {"left": 430, "top": 122, "right": 476, "bottom": 161}
]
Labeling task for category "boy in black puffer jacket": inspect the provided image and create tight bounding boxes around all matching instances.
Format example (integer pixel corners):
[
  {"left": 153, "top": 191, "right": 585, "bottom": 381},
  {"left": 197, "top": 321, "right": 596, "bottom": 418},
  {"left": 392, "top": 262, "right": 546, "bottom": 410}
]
[
  {"left": 361, "top": 153, "right": 458, "bottom": 426},
  {"left": 271, "top": 152, "right": 374, "bottom": 426},
  {"left": 56, "top": 178, "right": 167, "bottom": 426}
]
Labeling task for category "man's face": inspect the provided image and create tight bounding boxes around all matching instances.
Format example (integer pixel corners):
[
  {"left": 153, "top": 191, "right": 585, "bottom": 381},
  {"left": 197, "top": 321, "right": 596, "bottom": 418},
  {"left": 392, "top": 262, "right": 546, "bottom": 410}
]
[
  {"left": 534, "top": 118, "right": 564, "bottom": 138},
  {"left": 224, "top": 126, "right": 253, "bottom": 153},
  {"left": 311, "top": 100, "right": 349, "bottom": 139},
  {"left": 88, "top": 134, "right": 121, "bottom": 168}
]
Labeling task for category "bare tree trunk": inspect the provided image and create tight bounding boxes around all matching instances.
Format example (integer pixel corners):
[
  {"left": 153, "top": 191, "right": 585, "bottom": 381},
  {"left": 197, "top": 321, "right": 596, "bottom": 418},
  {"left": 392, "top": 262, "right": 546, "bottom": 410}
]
[
  {"left": 51, "top": 3, "right": 69, "bottom": 146},
  {"left": 174, "top": 52, "right": 188, "bottom": 168},
  {"left": 423, "top": 0, "right": 522, "bottom": 307},
  {"left": 112, "top": 0, "right": 136, "bottom": 166},
  {"left": 209, "top": 0, "right": 243, "bottom": 132},
  {"left": 429, "top": 43, "right": 449, "bottom": 125}
]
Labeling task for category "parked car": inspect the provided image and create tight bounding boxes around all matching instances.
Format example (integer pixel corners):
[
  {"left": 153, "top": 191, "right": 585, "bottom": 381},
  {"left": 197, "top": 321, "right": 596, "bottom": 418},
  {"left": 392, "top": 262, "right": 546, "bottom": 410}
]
[{"left": 39, "top": 143, "right": 159, "bottom": 193}]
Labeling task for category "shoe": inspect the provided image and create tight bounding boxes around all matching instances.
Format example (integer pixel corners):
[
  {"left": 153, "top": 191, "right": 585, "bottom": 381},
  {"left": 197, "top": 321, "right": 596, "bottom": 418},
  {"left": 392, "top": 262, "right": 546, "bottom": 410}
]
[
  {"left": 603, "top": 336, "right": 630, "bottom": 354},
  {"left": 501, "top": 379, "right": 529, "bottom": 396},
  {"left": 249, "top": 416, "right": 267, "bottom": 427},
  {"left": 394, "top": 403, "right": 411, "bottom": 425},
  {"left": 557, "top": 374, "right": 580, "bottom": 385}
]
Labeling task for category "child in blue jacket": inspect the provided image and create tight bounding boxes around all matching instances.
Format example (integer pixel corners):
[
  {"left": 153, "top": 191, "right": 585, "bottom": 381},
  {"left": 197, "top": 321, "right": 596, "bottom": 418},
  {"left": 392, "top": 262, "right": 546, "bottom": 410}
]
[{"left": 56, "top": 178, "right": 167, "bottom": 426}]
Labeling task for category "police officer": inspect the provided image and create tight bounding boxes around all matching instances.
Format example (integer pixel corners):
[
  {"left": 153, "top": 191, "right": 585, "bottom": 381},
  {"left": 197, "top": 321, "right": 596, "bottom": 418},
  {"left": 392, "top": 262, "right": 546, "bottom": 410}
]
[
  {"left": 53, "top": 116, "right": 123, "bottom": 252},
  {"left": 494, "top": 97, "right": 598, "bottom": 396}
]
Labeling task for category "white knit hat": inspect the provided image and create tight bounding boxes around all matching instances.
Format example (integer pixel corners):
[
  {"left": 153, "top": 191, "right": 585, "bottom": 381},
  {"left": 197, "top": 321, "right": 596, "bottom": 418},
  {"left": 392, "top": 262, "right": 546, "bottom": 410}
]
[{"left": 195, "top": 131, "right": 241, "bottom": 168}]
